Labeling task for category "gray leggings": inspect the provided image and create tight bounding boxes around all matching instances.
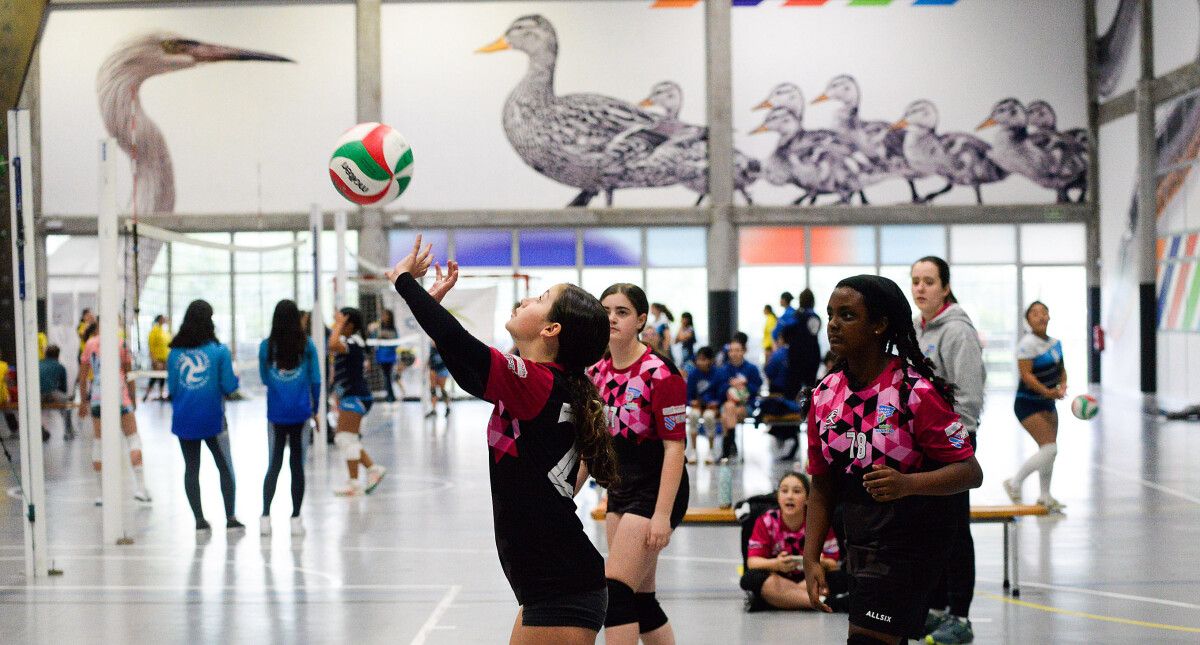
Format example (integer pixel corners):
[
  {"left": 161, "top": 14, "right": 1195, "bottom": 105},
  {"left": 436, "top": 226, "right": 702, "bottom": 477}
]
[{"left": 179, "top": 431, "right": 236, "bottom": 522}]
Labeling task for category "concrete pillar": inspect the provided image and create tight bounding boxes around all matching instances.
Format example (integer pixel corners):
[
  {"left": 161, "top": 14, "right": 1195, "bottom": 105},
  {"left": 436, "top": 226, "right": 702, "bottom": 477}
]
[
  {"left": 1084, "top": 0, "right": 1102, "bottom": 386},
  {"left": 356, "top": 0, "right": 389, "bottom": 286},
  {"left": 705, "top": 0, "right": 737, "bottom": 347},
  {"left": 1135, "top": 0, "right": 1156, "bottom": 403}
]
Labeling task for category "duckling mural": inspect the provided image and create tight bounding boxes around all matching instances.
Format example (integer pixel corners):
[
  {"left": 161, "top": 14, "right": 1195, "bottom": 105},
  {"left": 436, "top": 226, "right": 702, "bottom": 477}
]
[{"left": 976, "top": 98, "right": 1087, "bottom": 203}]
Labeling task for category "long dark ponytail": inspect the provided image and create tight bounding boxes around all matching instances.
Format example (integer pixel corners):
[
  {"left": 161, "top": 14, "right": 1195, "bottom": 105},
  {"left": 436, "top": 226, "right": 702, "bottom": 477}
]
[
  {"left": 170, "top": 300, "right": 218, "bottom": 349},
  {"left": 268, "top": 299, "right": 306, "bottom": 371},
  {"left": 833, "top": 275, "right": 956, "bottom": 407},
  {"left": 549, "top": 284, "right": 620, "bottom": 489}
]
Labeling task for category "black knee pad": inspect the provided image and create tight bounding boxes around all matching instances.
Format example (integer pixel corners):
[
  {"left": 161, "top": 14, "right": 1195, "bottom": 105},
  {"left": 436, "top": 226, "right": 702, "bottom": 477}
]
[
  {"left": 604, "top": 578, "right": 637, "bottom": 628},
  {"left": 634, "top": 592, "right": 668, "bottom": 633},
  {"left": 848, "top": 633, "right": 894, "bottom": 645}
]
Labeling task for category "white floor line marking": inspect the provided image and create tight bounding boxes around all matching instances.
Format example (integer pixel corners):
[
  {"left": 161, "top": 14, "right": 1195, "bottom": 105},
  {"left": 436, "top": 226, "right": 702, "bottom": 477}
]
[
  {"left": 0, "top": 583, "right": 451, "bottom": 592},
  {"left": 0, "top": 554, "right": 343, "bottom": 586},
  {"left": 410, "top": 585, "right": 462, "bottom": 645},
  {"left": 977, "top": 577, "right": 1200, "bottom": 610},
  {"left": 1094, "top": 464, "right": 1200, "bottom": 505}
]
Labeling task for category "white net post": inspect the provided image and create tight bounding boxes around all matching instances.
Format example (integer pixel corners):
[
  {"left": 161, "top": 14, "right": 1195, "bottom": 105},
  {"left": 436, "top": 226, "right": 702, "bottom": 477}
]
[
  {"left": 98, "top": 137, "right": 125, "bottom": 543},
  {"left": 309, "top": 205, "right": 327, "bottom": 464},
  {"left": 7, "top": 109, "right": 49, "bottom": 577},
  {"left": 334, "top": 211, "right": 347, "bottom": 310}
]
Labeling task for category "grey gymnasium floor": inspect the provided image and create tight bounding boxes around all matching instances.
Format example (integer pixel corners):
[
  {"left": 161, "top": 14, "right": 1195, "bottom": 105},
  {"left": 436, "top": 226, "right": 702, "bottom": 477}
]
[{"left": 1, "top": 387, "right": 1199, "bottom": 644}]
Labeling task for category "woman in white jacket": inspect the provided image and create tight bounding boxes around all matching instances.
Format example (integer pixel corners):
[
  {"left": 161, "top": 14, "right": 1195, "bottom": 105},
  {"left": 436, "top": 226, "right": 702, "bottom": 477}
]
[{"left": 911, "top": 256, "right": 986, "bottom": 645}]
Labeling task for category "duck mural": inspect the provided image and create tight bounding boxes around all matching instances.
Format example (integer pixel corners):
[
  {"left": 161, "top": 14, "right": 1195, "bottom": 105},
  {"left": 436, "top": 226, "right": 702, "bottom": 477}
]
[
  {"left": 892, "top": 99, "right": 1006, "bottom": 204},
  {"left": 976, "top": 98, "right": 1087, "bottom": 203},
  {"left": 812, "top": 74, "right": 923, "bottom": 203},
  {"left": 477, "top": 15, "right": 657, "bottom": 207},
  {"left": 607, "top": 81, "right": 761, "bottom": 206}
]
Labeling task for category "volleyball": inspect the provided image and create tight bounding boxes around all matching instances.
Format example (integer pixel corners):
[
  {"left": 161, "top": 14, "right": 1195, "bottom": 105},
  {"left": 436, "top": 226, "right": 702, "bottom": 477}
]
[
  {"left": 329, "top": 122, "right": 414, "bottom": 206},
  {"left": 1071, "top": 394, "right": 1098, "bottom": 420}
]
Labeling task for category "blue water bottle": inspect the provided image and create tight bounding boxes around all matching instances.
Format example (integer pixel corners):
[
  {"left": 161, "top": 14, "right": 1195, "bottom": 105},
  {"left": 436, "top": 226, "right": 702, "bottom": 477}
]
[{"left": 718, "top": 458, "right": 733, "bottom": 509}]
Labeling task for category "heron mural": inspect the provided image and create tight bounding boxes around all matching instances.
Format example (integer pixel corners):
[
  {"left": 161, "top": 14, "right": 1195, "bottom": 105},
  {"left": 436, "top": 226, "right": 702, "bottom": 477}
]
[{"left": 96, "top": 32, "right": 292, "bottom": 322}]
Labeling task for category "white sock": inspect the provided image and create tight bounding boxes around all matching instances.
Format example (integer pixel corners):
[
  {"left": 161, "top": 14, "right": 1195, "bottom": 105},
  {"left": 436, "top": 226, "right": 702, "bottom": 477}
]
[
  {"left": 132, "top": 464, "right": 147, "bottom": 492},
  {"left": 1014, "top": 443, "right": 1056, "bottom": 487},
  {"left": 1037, "top": 443, "right": 1058, "bottom": 499}
]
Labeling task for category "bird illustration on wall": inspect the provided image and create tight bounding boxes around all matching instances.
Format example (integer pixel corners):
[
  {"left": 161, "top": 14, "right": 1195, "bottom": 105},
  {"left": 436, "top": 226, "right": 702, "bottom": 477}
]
[
  {"left": 606, "top": 81, "right": 760, "bottom": 206},
  {"left": 476, "top": 15, "right": 657, "bottom": 207},
  {"left": 892, "top": 99, "right": 1006, "bottom": 204},
  {"left": 812, "top": 74, "right": 923, "bottom": 203},
  {"left": 97, "top": 33, "right": 292, "bottom": 319},
  {"left": 976, "top": 98, "right": 1087, "bottom": 203},
  {"left": 751, "top": 83, "right": 875, "bottom": 205}
]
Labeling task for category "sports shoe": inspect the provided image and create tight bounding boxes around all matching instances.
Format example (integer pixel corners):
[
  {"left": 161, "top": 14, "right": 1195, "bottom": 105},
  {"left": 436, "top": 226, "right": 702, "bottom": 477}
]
[
  {"left": 926, "top": 615, "right": 973, "bottom": 644},
  {"left": 133, "top": 489, "right": 152, "bottom": 503},
  {"left": 226, "top": 519, "right": 246, "bottom": 533},
  {"left": 365, "top": 465, "right": 387, "bottom": 494},
  {"left": 924, "top": 610, "right": 951, "bottom": 636},
  {"left": 1037, "top": 496, "right": 1067, "bottom": 513},
  {"left": 94, "top": 497, "right": 103, "bottom": 507},
  {"left": 259, "top": 516, "right": 272, "bottom": 536},
  {"left": 1002, "top": 478, "right": 1022, "bottom": 504},
  {"left": 196, "top": 518, "right": 212, "bottom": 535},
  {"left": 334, "top": 480, "right": 363, "bottom": 497},
  {"left": 290, "top": 516, "right": 305, "bottom": 536}
]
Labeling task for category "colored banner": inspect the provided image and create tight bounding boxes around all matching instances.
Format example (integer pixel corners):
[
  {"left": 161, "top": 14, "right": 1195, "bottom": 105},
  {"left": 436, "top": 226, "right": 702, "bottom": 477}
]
[{"left": 650, "top": 0, "right": 959, "bottom": 7}]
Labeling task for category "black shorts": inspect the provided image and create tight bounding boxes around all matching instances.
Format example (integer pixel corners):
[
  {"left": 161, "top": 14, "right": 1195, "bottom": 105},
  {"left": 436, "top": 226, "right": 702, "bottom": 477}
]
[
  {"left": 522, "top": 587, "right": 608, "bottom": 631},
  {"left": 1014, "top": 396, "right": 1056, "bottom": 421},
  {"left": 845, "top": 545, "right": 947, "bottom": 639},
  {"left": 608, "top": 470, "right": 690, "bottom": 528}
]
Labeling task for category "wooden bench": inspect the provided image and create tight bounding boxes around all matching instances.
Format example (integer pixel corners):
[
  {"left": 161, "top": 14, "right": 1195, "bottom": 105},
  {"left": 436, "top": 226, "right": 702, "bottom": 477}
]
[
  {"left": 590, "top": 500, "right": 1047, "bottom": 596},
  {"left": 2, "top": 402, "right": 74, "bottom": 411}
]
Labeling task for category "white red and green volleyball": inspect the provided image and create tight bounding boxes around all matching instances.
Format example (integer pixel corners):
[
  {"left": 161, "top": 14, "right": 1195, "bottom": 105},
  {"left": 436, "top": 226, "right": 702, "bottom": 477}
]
[
  {"left": 329, "top": 122, "right": 414, "bottom": 206},
  {"left": 1071, "top": 394, "right": 1098, "bottom": 420}
]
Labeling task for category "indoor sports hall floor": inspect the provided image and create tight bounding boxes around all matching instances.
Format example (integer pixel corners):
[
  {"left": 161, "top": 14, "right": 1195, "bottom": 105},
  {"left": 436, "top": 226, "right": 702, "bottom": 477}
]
[{"left": 1, "top": 388, "right": 1198, "bottom": 643}]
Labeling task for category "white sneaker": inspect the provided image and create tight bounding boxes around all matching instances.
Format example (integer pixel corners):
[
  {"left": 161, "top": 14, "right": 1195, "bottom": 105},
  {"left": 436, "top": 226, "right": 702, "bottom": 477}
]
[
  {"left": 94, "top": 497, "right": 103, "bottom": 507},
  {"left": 365, "top": 465, "right": 387, "bottom": 494},
  {"left": 290, "top": 516, "right": 305, "bottom": 536},
  {"left": 260, "top": 516, "right": 272, "bottom": 536},
  {"left": 133, "top": 490, "right": 152, "bottom": 503},
  {"left": 1002, "top": 478, "right": 1022, "bottom": 504},
  {"left": 1037, "top": 496, "right": 1067, "bottom": 513},
  {"left": 334, "top": 480, "right": 363, "bottom": 497}
]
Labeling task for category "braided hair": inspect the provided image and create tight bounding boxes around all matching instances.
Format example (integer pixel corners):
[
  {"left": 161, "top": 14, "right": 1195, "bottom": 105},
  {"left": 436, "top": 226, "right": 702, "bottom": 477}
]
[{"left": 831, "top": 275, "right": 956, "bottom": 408}]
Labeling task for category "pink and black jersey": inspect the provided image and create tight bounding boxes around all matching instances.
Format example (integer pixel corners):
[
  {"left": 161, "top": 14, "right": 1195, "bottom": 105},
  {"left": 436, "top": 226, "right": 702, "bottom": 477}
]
[
  {"left": 807, "top": 358, "right": 973, "bottom": 544},
  {"left": 589, "top": 346, "right": 687, "bottom": 494},
  {"left": 747, "top": 508, "right": 839, "bottom": 582},
  {"left": 392, "top": 274, "right": 604, "bottom": 606}
]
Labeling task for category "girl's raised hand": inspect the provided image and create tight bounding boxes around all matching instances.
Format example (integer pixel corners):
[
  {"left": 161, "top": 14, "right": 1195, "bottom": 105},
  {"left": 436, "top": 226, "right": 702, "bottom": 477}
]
[
  {"left": 428, "top": 261, "right": 460, "bottom": 304},
  {"left": 386, "top": 234, "right": 434, "bottom": 283}
]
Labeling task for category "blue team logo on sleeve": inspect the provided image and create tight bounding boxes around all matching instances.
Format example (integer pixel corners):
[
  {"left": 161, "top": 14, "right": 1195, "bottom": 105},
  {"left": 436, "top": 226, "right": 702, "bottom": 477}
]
[
  {"left": 944, "top": 421, "right": 967, "bottom": 448},
  {"left": 876, "top": 404, "right": 896, "bottom": 424}
]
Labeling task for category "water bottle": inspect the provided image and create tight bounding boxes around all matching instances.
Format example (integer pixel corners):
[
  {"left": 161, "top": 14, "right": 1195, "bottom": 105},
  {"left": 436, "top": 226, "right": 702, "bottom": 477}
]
[{"left": 718, "top": 458, "right": 734, "bottom": 509}]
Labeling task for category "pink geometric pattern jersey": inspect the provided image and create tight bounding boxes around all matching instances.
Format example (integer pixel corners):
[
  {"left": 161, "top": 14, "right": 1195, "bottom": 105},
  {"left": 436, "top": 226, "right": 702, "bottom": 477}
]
[
  {"left": 806, "top": 358, "right": 972, "bottom": 477},
  {"left": 588, "top": 348, "right": 687, "bottom": 443},
  {"left": 747, "top": 508, "right": 840, "bottom": 561},
  {"left": 482, "top": 348, "right": 557, "bottom": 463}
]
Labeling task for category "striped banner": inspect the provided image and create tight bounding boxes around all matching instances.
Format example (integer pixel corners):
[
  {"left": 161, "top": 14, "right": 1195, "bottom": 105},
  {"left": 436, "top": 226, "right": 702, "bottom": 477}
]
[
  {"left": 651, "top": 0, "right": 958, "bottom": 7},
  {"left": 1157, "top": 232, "right": 1200, "bottom": 331}
]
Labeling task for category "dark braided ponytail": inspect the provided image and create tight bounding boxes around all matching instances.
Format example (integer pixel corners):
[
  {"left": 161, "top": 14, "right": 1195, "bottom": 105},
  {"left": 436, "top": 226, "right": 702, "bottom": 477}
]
[
  {"left": 833, "top": 275, "right": 956, "bottom": 408},
  {"left": 549, "top": 284, "right": 620, "bottom": 489}
]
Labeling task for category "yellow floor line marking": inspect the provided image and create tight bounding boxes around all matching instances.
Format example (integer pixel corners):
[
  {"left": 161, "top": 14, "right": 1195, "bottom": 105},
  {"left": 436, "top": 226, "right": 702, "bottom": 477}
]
[{"left": 980, "top": 592, "right": 1200, "bottom": 633}]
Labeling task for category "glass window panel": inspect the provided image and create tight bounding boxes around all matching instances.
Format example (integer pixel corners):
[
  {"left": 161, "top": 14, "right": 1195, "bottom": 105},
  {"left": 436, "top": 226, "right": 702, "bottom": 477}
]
[
  {"left": 388, "top": 229, "right": 445, "bottom": 267},
  {"left": 455, "top": 229, "right": 512, "bottom": 267},
  {"left": 459, "top": 268, "right": 523, "bottom": 347},
  {"left": 737, "top": 266, "right": 807, "bottom": 365},
  {"left": 234, "top": 273, "right": 294, "bottom": 366},
  {"left": 954, "top": 265, "right": 1019, "bottom": 388},
  {"left": 811, "top": 227, "right": 874, "bottom": 265},
  {"left": 808, "top": 266, "right": 873, "bottom": 350},
  {"left": 135, "top": 275, "right": 170, "bottom": 363},
  {"left": 646, "top": 267, "right": 708, "bottom": 356},
  {"left": 1022, "top": 266, "right": 1087, "bottom": 385},
  {"left": 299, "top": 230, "right": 359, "bottom": 273},
  {"left": 171, "top": 233, "right": 231, "bottom": 274},
  {"left": 522, "top": 267, "right": 581, "bottom": 296},
  {"left": 173, "top": 274, "right": 231, "bottom": 343},
  {"left": 1020, "top": 224, "right": 1086, "bottom": 264},
  {"left": 740, "top": 227, "right": 805, "bottom": 265},
  {"left": 878, "top": 265, "right": 918, "bottom": 314},
  {"left": 519, "top": 230, "right": 577, "bottom": 267},
  {"left": 234, "top": 232, "right": 297, "bottom": 273},
  {"left": 951, "top": 225, "right": 1016, "bottom": 264},
  {"left": 647, "top": 227, "right": 706, "bottom": 267},
  {"left": 584, "top": 228, "right": 641, "bottom": 267},
  {"left": 880, "top": 225, "right": 945, "bottom": 266},
  {"left": 582, "top": 268, "right": 643, "bottom": 301}
]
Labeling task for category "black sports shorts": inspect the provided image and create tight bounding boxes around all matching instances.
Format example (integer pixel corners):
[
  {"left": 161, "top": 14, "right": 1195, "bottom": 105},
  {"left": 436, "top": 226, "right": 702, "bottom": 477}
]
[
  {"left": 607, "top": 470, "right": 690, "bottom": 528},
  {"left": 522, "top": 587, "right": 608, "bottom": 631}
]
